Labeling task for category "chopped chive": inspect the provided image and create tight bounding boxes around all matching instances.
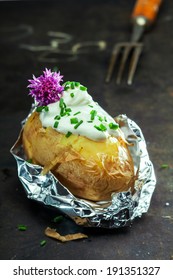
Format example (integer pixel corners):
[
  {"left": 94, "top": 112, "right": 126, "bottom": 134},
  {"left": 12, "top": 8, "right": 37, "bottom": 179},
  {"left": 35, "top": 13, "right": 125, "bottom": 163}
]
[
  {"left": 73, "top": 111, "right": 81, "bottom": 116},
  {"left": 70, "top": 92, "right": 74, "bottom": 98},
  {"left": 87, "top": 120, "right": 93, "bottom": 123},
  {"left": 90, "top": 109, "right": 97, "bottom": 120},
  {"left": 98, "top": 116, "right": 103, "bottom": 122},
  {"left": 71, "top": 82, "right": 75, "bottom": 89},
  {"left": 26, "top": 158, "right": 32, "bottom": 163},
  {"left": 74, "top": 120, "right": 83, "bottom": 129},
  {"left": 36, "top": 106, "right": 49, "bottom": 112},
  {"left": 44, "top": 106, "right": 49, "bottom": 112},
  {"left": 104, "top": 116, "right": 108, "bottom": 122},
  {"left": 65, "top": 131, "right": 72, "bottom": 138},
  {"left": 80, "top": 85, "right": 87, "bottom": 91},
  {"left": 18, "top": 224, "right": 27, "bottom": 231},
  {"left": 94, "top": 124, "right": 107, "bottom": 132},
  {"left": 53, "top": 215, "right": 63, "bottom": 223},
  {"left": 88, "top": 105, "right": 94, "bottom": 108},
  {"left": 40, "top": 240, "right": 46, "bottom": 247},
  {"left": 54, "top": 121, "right": 59, "bottom": 128},
  {"left": 54, "top": 115, "right": 61, "bottom": 120},
  {"left": 59, "top": 98, "right": 64, "bottom": 108},
  {"left": 160, "top": 164, "right": 169, "bottom": 169},
  {"left": 109, "top": 122, "right": 119, "bottom": 130},
  {"left": 70, "top": 117, "right": 79, "bottom": 124},
  {"left": 75, "top": 81, "right": 80, "bottom": 87}
]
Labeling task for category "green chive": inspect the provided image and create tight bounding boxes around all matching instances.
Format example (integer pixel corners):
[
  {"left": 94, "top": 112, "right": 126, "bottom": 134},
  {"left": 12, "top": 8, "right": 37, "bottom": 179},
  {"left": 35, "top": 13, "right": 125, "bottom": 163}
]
[
  {"left": 88, "top": 105, "right": 94, "bottom": 108},
  {"left": 54, "top": 121, "right": 59, "bottom": 128},
  {"left": 80, "top": 85, "right": 87, "bottom": 91},
  {"left": 75, "top": 82, "right": 80, "bottom": 87},
  {"left": 26, "top": 158, "right": 32, "bottom": 163},
  {"left": 40, "top": 240, "right": 46, "bottom": 247},
  {"left": 109, "top": 122, "right": 119, "bottom": 130},
  {"left": 90, "top": 110, "right": 97, "bottom": 120},
  {"left": 94, "top": 124, "right": 107, "bottom": 131},
  {"left": 87, "top": 120, "right": 93, "bottom": 123},
  {"left": 70, "top": 117, "right": 79, "bottom": 124},
  {"left": 160, "top": 164, "right": 169, "bottom": 169},
  {"left": 54, "top": 115, "right": 61, "bottom": 120},
  {"left": 36, "top": 106, "right": 49, "bottom": 112},
  {"left": 74, "top": 120, "right": 83, "bottom": 129},
  {"left": 73, "top": 111, "right": 81, "bottom": 116},
  {"left": 71, "top": 82, "right": 75, "bottom": 89},
  {"left": 65, "top": 131, "right": 72, "bottom": 138},
  {"left": 18, "top": 225, "right": 27, "bottom": 231},
  {"left": 70, "top": 93, "right": 74, "bottom": 98},
  {"left": 98, "top": 116, "right": 103, "bottom": 122},
  {"left": 53, "top": 215, "right": 63, "bottom": 223},
  {"left": 59, "top": 98, "right": 64, "bottom": 108}
]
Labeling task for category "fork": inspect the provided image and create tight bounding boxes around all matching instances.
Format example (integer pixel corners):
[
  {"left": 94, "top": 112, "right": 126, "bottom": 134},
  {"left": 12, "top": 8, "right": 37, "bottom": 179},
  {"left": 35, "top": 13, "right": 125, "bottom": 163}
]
[{"left": 105, "top": 0, "right": 163, "bottom": 85}]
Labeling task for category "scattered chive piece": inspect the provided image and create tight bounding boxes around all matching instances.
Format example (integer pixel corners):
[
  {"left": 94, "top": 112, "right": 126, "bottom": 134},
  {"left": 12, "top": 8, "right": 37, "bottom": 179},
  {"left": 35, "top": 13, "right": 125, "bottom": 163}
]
[
  {"left": 59, "top": 98, "right": 64, "bottom": 108},
  {"left": 66, "top": 131, "right": 72, "bottom": 138},
  {"left": 54, "top": 121, "right": 59, "bottom": 128},
  {"left": 70, "top": 92, "right": 74, "bottom": 98},
  {"left": 73, "top": 111, "right": 81, "bottom": 116},
  {"left": 109, "top": 122, "right": 119, "bottom": 130},
  {"left": 70, "top": 117, "right": 79, "bottom": 124},
  {"left": 98, "top": 116, "right": 103, "bottom": 122},
  {"left": 75, "top": 82, "right": 80, "bottom": 87},
  {"left": 36, "top": 106, "right": 49, "bottom": 112},
  {"left": 26, "top": 158, "right": 32, "bottom": 163},
  {"left": 80, "top": 85, "right": 87, "bottom": 91},
  {"left": 53, "top": 215, "right": 64, "bottom": 223},
  {"left": 94, "top": 124, "right": 107, "bottom": 132},
  {"left": 104, "top": 116, "right": 107, "bottom": 122},
  {"left": 74, "top": 120, "right": 83, "bottom": 129},
  {"left": 90, "top": 110, "right": 97, "bottom": 120},
  {"left": 40, "top": 240, "right": 46, "bottom": 247},
  {"left": 87, "top": 120, "right": 93, "bottom": 123},
  {"left": 71, "top": 82, "right": 75, "bottom": 89},
  {"left": 54, "top": 115, "right": 61, "bottom": 120},
  {"left": 160, "top": 164, "right": 169, "bottom": 169},
  {"left": 18, "top": 225, "right": 27, "bottom": 231},
  {"left": 88, "top": 105, "right": 94, "bottom": 108}
]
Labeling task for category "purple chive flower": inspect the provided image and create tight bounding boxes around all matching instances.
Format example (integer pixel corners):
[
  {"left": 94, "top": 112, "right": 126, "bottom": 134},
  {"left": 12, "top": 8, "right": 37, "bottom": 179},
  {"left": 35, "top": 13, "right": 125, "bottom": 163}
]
[{"left": 28, "top": 68, "right": 64, "bottom": 106}]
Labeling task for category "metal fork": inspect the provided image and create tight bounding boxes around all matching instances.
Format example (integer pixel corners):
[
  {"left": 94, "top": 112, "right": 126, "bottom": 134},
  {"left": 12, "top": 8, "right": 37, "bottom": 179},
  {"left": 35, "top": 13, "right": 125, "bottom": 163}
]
[{"left": 105, "top": 0, "right": 163, "bottom": 85}]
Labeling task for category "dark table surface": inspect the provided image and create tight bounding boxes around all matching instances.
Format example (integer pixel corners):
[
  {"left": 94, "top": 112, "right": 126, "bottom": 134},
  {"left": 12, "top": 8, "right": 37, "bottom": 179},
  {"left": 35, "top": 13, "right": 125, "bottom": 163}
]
[{"left": 0, "top": 0, "right": 173, "bottom": 260}]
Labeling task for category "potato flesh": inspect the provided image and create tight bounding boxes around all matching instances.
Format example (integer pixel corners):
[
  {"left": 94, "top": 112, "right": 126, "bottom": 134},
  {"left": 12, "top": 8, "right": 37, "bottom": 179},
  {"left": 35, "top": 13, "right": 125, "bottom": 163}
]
[{"left": 22, "top": 112, "right": 135, "bottom": 201}]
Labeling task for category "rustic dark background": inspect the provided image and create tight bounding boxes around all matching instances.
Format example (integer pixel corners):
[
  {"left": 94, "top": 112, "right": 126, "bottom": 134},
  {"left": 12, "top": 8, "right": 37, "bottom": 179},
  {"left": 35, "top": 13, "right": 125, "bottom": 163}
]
[{"left": 0, "top": 0, "right": 173, "bottom": 260}]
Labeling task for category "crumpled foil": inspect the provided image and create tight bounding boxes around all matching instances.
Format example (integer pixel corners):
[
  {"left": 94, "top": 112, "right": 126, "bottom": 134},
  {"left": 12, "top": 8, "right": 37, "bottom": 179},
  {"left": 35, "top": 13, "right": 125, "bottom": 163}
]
[{"left": 10, "top": 114, "right": 156, "bottom": 228}]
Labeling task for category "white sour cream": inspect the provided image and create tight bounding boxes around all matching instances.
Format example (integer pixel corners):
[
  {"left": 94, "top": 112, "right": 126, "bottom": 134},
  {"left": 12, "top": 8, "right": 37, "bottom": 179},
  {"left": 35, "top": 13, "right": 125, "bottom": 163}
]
[{"left": 39, "top": 83, "right": 121, "bottom": 141}]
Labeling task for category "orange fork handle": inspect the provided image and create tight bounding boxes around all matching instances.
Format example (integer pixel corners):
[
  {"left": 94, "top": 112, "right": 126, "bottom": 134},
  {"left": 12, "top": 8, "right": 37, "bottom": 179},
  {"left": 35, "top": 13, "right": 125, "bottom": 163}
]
[{"left": 132, "top": 0, "right": 163, "bottom": 23}]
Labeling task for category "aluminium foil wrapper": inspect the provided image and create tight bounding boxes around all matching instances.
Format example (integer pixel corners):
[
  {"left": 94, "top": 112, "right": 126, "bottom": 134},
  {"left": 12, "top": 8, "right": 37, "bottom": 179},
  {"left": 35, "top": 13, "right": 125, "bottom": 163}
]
[{"left": 10, "top": 113, "right": 156, "bottom": 228}]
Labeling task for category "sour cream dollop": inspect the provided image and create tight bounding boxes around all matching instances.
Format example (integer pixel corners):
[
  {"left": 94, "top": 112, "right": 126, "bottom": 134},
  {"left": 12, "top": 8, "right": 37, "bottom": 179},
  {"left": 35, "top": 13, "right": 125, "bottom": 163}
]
[{"left": 39, "top": 82, "right": 121, "bottom": 141}]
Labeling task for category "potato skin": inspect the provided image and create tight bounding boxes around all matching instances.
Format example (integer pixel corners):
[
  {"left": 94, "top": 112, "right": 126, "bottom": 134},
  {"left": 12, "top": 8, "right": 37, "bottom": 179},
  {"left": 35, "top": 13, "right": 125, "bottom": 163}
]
[{"left": 22, "top": 112, "right": 135, "bottom": 201}]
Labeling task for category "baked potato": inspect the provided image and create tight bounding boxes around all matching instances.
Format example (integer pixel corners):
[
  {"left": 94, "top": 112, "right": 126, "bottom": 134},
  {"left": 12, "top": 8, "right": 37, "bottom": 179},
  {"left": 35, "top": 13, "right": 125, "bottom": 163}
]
[{"left": 22, "top": 111, "right": 135, "bottom": 201}]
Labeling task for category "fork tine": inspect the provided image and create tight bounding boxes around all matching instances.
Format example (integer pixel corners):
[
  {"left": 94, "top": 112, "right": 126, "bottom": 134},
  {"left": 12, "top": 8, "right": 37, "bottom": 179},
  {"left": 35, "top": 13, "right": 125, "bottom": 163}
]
[
  {"left": 116, "top": 44, "right": 133, "bottom": 84},
  {"left": 105, "top": 44, "right": 120, "bottom": 83},
  {"left": 127, "top": 43, "right": 143, "bottom": 85}
]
